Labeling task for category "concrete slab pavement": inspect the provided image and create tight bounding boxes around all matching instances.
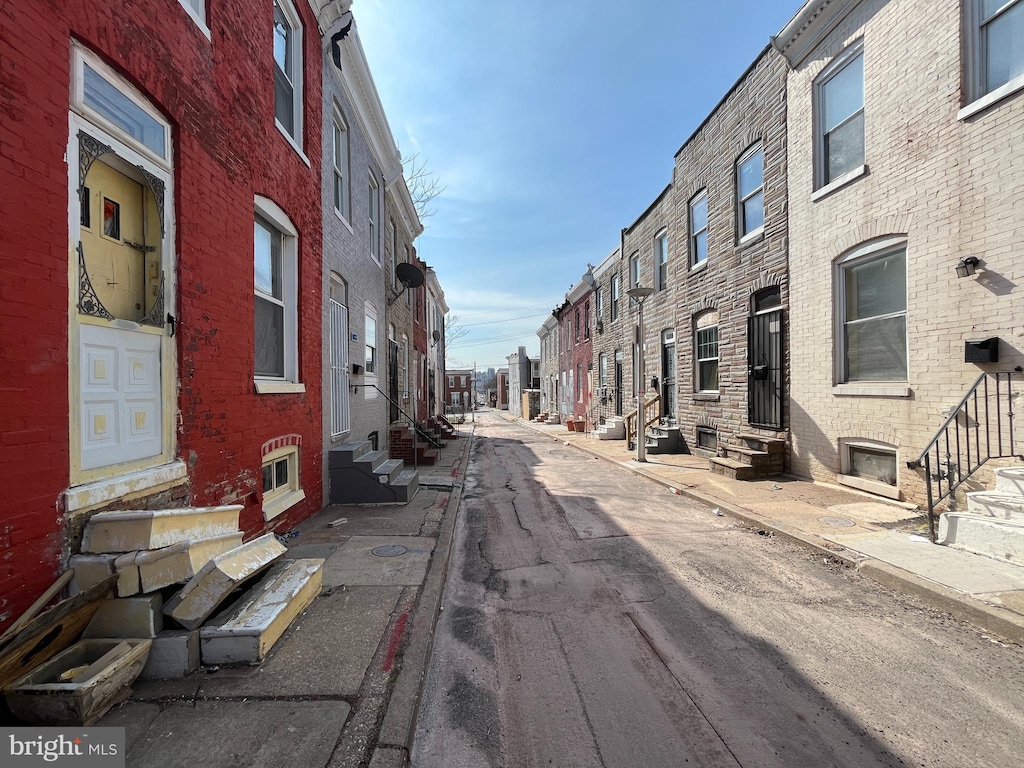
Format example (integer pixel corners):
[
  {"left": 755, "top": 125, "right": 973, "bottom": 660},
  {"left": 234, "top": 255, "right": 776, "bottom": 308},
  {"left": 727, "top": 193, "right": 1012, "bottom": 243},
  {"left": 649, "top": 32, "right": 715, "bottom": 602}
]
[
  {"left": 515, "top": 413, "right": 1024, "bottom": 645},
  {"left": 91, "top": 430, "right": 472, "bottom": 768}
]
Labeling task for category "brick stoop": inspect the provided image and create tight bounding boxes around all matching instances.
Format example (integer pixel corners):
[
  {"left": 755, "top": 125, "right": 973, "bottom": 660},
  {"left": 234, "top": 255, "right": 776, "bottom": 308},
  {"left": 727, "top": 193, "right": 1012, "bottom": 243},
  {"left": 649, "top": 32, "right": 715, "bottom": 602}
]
[
  {"left": 389, "top": 426, "right": 440, "bottom": 466},
  {"left": 709, "top": 433, "right": 786, "bottom": 480}
]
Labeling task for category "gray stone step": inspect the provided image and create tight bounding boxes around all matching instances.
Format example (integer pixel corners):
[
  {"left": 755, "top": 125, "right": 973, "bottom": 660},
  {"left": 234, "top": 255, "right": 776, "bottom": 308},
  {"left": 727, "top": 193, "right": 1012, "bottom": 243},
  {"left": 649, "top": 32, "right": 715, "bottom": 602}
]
[
  {"left": 81, "top": 506, "right": 242, "bottom": 554},
  {"left": 327, "top": 441, "right": 374, "bottom": 468},
  {"left": 391, "top": 469, "right": 419, "bottom": 503},
  {"left": 375, "top": 458, "right": 404, "bottom": 484}
]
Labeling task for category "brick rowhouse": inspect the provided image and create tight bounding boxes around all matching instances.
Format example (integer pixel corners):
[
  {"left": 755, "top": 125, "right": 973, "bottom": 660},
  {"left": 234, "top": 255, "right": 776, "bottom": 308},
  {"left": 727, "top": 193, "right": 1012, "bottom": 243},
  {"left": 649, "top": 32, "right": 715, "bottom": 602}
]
[{"left": 0, "top": 0, "right": 324, "bottom": 631}]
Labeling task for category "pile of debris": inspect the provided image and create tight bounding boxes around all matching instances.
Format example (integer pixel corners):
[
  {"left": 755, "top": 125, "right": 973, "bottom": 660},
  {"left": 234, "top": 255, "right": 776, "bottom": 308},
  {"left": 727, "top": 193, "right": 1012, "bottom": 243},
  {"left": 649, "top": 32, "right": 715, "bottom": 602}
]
[{"left": 0, "top": 506, "right": 322, "bottom": 725}]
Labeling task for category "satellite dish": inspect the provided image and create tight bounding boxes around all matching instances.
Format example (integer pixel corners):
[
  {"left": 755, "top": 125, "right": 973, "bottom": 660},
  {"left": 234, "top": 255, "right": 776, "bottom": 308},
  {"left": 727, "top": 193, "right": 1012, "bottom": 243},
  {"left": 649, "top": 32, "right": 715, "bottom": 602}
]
[
  {"left": 388, "top": 262, "right": 425, "bottom": 305},
  {"left": 396, "top": 262, "right": 424, "bottom": 288},
  {"left": 432, "top": 330, "right": 441, "bottom": 343}
]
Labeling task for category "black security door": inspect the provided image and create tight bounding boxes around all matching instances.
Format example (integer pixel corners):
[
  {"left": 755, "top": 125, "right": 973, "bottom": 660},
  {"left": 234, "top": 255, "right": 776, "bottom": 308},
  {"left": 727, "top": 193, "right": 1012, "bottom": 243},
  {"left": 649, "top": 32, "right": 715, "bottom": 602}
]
[{"left": 747, "top": 309, "right": 783, "bottom": 429}]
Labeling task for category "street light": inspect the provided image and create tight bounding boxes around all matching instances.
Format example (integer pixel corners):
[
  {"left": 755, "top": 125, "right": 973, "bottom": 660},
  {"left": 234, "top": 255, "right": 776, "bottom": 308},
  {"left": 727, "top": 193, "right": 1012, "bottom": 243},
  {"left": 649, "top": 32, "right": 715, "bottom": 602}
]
[{"left": 626, "top": 285, "right": 654, "bottom": 462}]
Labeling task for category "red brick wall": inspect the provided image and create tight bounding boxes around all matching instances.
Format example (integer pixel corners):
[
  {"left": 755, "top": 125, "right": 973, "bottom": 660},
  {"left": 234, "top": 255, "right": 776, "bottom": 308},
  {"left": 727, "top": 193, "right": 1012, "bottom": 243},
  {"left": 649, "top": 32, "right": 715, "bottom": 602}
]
[{"left": 0, "top": 0, "right": 323, "bottom": 630}]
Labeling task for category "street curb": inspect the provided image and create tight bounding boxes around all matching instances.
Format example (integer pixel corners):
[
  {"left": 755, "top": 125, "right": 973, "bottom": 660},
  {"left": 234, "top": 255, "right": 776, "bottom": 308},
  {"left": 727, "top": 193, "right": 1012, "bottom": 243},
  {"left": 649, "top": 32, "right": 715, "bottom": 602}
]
[
  {"left": 375, "top": 428, "right": 473, "bottom": 761},
  {"left": 518, "top": 419, "right": 1024, "bottom": 645},
  {"left": 858, "top": 560, "right": 1024, "bottom": 645}
]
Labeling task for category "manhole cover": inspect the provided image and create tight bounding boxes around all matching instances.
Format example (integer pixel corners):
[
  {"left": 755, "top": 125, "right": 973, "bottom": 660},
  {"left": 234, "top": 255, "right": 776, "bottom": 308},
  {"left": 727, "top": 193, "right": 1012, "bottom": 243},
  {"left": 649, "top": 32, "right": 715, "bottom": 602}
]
[
  {"left": 818, "top": 516, "right": 856, "bottom": 528},
  {"left": 371, "top": 545, "right": 408, "bottom": 557}
]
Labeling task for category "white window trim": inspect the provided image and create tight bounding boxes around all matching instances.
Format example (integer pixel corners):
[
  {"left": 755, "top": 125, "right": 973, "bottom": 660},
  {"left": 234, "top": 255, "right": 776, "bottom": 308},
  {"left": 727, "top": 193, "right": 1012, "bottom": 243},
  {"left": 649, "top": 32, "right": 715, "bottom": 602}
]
[
  {"left": 694, "top": 314, "right": 719, "bottom": 394},
  {"left": 71, "top": 44, "right": 172, "bottom": 168},
  {"left": 961, "top": 0, "right": 1024, "bottom": 118},
  {"left": 629, "top": 252, "right": 640, "bottom": 288},
  {"left": 810, "top": 164, "right": 868, "bottom": 202},
  {"left": 332, "top": 108, "right": 351, "bottom": 222},
  {"left": 254, "top": 195, "right": 301, "bottom": 389},
  {"left": 736, "top": 145, "right": 764, "bottom": 240},
  {"left": 364, "top": 302, "right": 378, "bottom": 398},
  {"left": 833, "top": 236, "right": 908, "bottom": 387},
  {"left": 813, "top": 41, "right": 864, "bottom": 191},
  {"left": 262, "top": 445, "right": 305, "bottom": 520},
  {"left": 176, "top": 0, "right": 211, "bottom": 39},
  {"left": 654, "top": 229, "right": 669, "bottom": 291},
  {"left": 689, "top": 190, "right": 708, "bottom": 269},
  {"left": 65, "top": 460, "right": 188, "bottom": 513},
  {"left": 273, "top": 0, "right": 305, "bottom": 158},
  {"left": 368, "top": 174, "right": 380, "bottom": 265},
  {"left": 837, "top": 438, "right": 901, "bottom": 500}
]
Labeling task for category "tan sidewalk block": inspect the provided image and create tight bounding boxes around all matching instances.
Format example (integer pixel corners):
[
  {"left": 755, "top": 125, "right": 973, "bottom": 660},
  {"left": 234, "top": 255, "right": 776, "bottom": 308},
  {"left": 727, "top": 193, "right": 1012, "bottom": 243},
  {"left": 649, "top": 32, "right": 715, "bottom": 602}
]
[
  {"left": 162, "top": 534, "right": 287, "bottom": 630},
  {"left": 81, "top": 505, "right": 242, "bottom": 554},
  {"left": 199, "top": 558, "right": 324, "bottom": 664},
  {"left": 134, "top": 531, "right": 245, "bottom": 593}
]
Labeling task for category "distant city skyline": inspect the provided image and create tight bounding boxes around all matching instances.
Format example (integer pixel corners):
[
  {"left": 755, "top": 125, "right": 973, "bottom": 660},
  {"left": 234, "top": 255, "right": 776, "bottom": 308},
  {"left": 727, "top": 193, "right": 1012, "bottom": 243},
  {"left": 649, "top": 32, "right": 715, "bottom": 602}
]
[{"left": 356, "top": 0, "right": 802, "bottom": 369}]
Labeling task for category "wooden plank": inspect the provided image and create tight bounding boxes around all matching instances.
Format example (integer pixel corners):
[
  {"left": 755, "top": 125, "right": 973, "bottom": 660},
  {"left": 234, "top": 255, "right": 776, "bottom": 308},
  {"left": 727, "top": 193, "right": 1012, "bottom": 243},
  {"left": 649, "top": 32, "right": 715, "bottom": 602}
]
[
  {"left": 0, "top": 570, "right": 75, "bottom": 641},
  {"left": 70, "top": 640, "right": 131, "bottom": 683},
  {"left": 0, "top": 576, "right": 116, "bottom": 690}
]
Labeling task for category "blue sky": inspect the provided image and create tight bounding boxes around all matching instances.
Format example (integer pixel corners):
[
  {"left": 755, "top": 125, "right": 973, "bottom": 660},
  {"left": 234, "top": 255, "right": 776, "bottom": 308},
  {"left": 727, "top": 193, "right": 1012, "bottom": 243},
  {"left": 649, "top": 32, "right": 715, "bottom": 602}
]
[{"left": 355, "top": 0, "right": 802, "bottom": 371}]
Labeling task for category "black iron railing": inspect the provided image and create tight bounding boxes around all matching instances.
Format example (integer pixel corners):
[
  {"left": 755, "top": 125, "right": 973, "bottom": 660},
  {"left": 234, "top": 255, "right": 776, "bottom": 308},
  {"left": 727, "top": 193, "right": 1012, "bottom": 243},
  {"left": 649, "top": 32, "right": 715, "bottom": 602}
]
[
  {"left": 911, "top": 372, "right": 1021, "bottom": 541},
  {"left": 364, "top": 384, "right": 444, "bottom": 450}
]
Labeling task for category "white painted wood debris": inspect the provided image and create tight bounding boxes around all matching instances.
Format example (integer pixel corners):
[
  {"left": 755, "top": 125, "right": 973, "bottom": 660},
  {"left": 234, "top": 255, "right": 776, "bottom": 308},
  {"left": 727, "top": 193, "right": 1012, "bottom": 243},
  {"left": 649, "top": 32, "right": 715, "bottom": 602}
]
[
  {"left": 81, "top": 505, "right": 242, "bottom": 554},
  {"left": 199, "top": 558, "right": 323, "bottom": 664},
  {"left": 162, "top": 534, "right": 286, "bottom": 630},
  {"left": 132, "top": 531, "right": 244, "bottom": 594}
]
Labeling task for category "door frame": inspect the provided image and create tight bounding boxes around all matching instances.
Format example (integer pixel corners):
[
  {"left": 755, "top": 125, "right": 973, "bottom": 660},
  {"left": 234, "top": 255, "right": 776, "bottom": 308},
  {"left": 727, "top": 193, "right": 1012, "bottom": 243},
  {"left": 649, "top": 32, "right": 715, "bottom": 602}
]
[{"left": 67, "top": 49, "right": 177, "bottom": 487}]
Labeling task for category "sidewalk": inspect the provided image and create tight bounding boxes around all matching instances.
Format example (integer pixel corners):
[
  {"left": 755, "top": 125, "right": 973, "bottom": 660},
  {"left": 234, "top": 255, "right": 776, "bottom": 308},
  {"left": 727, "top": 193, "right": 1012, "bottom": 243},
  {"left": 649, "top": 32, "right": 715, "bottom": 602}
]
[
  {"left": 513, "top": 413, "right": 1024, "bottom": 646},
  {"left": 96, "top": 429, "right": 473, "bottom": 768}
]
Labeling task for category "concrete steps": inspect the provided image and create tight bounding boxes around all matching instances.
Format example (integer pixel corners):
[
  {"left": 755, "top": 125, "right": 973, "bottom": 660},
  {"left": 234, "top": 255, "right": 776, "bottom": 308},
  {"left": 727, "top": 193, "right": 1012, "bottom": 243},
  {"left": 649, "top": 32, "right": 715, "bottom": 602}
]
[
  {"left": 645, "top": 425, "right": 680, "bottom": 454},
  {"left": 940, "top": 466, "right": 1024, "bottom": 564},
  {"left": 596, "top": 416, "right": 625, "bottom": 441},
  {"left": 328, "top": 440, "right": 420, "bottom": 504},
  {"left": 709, "top": 434, "right": 786, "bottom": 480},
  {"left": 200, "top": 558, "right": 323, "bottom": 665}
]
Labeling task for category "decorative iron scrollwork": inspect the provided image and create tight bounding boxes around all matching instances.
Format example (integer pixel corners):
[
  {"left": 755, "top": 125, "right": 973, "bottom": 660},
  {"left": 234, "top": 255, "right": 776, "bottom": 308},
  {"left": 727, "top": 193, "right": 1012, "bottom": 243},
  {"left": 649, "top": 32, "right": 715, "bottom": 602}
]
[
  {"left": 137, "top": 165, "right": 166, "bottom": 237},
  {"left": 76, "top": 242, "right": 114, "bottom": 320},
  {"left": 77, "top": 132, "right": 112, "bottom": 195}
]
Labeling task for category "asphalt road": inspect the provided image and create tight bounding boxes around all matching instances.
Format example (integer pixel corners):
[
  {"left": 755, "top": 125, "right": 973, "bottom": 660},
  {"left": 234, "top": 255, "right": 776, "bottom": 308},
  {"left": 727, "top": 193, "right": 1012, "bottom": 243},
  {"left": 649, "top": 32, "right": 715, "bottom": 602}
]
[{"left": 412, "top": 411, "right": 1024, "bottom": 768}]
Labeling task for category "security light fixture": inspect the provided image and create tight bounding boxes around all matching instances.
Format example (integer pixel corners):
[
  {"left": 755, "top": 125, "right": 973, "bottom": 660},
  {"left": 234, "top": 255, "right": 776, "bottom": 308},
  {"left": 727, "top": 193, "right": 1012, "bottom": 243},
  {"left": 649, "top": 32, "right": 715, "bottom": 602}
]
[{"left": 955, "top": 256, "right": 979, "bottom": 278}]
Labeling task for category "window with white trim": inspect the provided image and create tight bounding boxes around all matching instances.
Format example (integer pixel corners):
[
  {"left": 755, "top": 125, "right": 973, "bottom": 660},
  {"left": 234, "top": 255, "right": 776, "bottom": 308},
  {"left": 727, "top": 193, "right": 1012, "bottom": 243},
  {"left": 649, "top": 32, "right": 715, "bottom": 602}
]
[
  {"left": 177, "top": 0, "right": 209, "bottom": 35},
  {"left": 365, "top": 303, "right": 377, "bottom": 376},
  {"left": 595, "top": 287, "right": 603, "bottom": 318},
  {"left": 368, "top": 175, "right": 379, "bottom": 263},
  {"left": 694, "top": 311, "right": 719, "bottom": 393},
  {"left": 814, "top": 43, "right": 864, "bottom": 188},
  {"left": 689, "top": 190, "right": 708, "bottom": 268},
  {"left": 598, "top": 353, "right": 607, "bottom": 389},
  {"left": 629, "top": 252, "right": 640, "bottom": 288},
  {"left": 965, "top": 0, "right": 1024, "bottom": 106},
  {"left": 332, "top": 111, "right": 350, "bottom": 219},
  {"left": 254, "top": 197, "right": 299, "bottom": 386},
  {"left": 654, "top": 229, "right": 668, "bottom": 290},
  {"left": 584, "top": 301, "right": 591, "bottom": 339},
  {"left": 610, "top": 274, "right": 620, "bottom": 321},
  {"left": 737, "top": 145, "right": 764, "bottom": 239},
  {"left": 836, "top": 240, "right": 907, "bottom": 383},
  {"left": 273, "top": 0, "right": 303, "bottom": 145},
  {"left": 262, "top": 445, "right": 304, "bottom": 520}
]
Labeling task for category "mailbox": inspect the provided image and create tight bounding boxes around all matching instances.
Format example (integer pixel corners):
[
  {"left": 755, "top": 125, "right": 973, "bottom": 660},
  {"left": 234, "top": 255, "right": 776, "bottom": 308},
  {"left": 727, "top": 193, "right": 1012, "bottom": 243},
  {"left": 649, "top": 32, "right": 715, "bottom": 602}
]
[{"left": 965, "top": 337, "right": 999, "bottom": 363}]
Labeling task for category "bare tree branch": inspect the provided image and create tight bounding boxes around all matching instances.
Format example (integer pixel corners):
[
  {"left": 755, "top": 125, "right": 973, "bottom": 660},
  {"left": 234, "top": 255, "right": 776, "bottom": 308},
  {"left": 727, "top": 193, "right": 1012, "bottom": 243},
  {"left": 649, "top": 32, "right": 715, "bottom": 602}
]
[{"left": 402, "top": 152, "right": 446, "bottom": 221}]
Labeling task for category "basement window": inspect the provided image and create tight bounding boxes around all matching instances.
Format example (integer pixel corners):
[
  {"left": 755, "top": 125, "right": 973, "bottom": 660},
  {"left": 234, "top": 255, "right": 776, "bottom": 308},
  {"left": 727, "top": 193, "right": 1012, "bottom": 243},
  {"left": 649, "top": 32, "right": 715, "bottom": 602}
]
[
  {"left": 697, "top": 426, "right": 718, "bottom": 452},
  {"left": 838, "top": 438, "right": 900, "bottom": 499},
  {"left": 262, "top": 445, "right": 304, "bottom": 520}
]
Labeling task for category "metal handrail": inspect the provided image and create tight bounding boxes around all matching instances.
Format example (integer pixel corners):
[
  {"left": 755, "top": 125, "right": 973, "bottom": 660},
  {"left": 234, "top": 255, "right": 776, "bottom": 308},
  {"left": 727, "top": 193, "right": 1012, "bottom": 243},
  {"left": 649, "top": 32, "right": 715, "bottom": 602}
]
[
  {"left": 364, "top": 384, "right": 444, "bottom": 449},
  {"left": 910, "top": 371, "right": 1021, "bottom": 541}
]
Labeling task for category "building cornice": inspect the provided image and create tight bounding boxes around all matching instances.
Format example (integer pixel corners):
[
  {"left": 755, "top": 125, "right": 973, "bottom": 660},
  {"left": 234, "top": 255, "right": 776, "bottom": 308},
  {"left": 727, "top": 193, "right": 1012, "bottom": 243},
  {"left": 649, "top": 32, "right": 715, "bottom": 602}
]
[{"left": 771, "top": 0, "right": 861, "bottom": 68}]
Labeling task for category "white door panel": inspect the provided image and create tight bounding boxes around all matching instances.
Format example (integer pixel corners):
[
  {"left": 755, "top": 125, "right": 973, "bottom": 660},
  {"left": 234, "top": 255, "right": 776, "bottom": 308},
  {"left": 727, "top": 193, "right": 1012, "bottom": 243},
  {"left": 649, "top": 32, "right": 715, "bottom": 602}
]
[{"left": 80, "top": 323, "right": 162, "bottom": 470}]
